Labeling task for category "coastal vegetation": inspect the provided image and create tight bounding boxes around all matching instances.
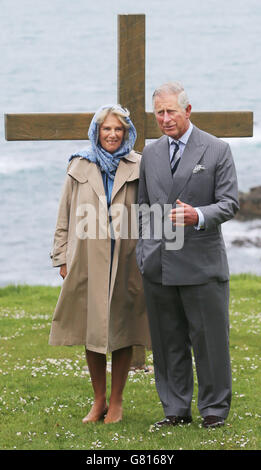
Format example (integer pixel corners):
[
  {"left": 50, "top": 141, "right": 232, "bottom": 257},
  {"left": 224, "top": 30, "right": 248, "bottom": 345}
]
[{"left": 0, "top": 274, "right": 260, "bottom": 451}]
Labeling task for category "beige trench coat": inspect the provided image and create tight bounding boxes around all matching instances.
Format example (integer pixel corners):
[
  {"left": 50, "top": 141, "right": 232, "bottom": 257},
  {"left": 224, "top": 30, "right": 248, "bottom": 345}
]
[{"left": 49, "top": 151, "right": 151, "bottom": 353}]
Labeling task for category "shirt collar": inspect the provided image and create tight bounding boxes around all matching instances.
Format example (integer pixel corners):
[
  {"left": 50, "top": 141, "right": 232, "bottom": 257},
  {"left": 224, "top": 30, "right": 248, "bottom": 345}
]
[{"left": 168, "top": 121, "right": 193, "bottom": 146}]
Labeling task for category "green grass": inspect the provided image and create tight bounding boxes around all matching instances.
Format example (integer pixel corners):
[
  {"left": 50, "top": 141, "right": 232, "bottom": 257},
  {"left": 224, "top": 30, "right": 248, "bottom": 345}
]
[{"left": 0, "top": 275, "right": 261, "bottom": 450}]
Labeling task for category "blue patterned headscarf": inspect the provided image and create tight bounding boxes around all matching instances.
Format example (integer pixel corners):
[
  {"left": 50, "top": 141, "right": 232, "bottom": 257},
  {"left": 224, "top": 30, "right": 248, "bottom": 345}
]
[{"left": 69, "top": 104, "right": 137, "bottom": 180}]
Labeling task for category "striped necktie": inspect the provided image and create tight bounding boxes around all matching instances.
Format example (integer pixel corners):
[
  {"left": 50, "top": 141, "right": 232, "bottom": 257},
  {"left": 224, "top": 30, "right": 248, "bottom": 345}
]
[{"left": 170, "top": 141, "right": 180, "bottom": 175}]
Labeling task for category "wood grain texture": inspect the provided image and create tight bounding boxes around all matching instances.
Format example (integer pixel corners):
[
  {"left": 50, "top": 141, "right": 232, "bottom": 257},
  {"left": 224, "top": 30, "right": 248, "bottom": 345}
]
[
  {"left": 5, "top": 111, "right": 253, "bottom": 141},
  {"left": 118, "top": 14, "right": 145, "bottom": 152},
  {"left": 117, "top": 16, "right": 146, "bottom": 367},
  {"left": 5, "top": 113, "right": 94, "bottom": 141},
  {"left": 146, "top": 111, "right": 254, "bottom": 139}
]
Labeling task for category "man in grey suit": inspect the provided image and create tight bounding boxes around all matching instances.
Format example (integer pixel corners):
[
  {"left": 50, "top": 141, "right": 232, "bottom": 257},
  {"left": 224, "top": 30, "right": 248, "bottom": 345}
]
[{"left": 136, "top": 82, "right": 239, "bottom": 428}]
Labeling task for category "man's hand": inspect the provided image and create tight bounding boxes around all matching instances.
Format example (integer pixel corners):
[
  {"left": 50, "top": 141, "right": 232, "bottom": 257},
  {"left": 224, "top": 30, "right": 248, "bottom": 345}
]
[
  {"left": 169, "top": 199, "right": 199, "bottom": 226},
  {"left": 60, "top": 264, "right": 67, "bottom": 279}
]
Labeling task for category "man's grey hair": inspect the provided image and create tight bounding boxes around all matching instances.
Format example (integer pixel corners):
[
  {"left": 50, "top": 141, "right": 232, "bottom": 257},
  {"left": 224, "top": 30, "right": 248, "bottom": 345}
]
[{"left": 152, "top": 82, "right": 190, "bottom": 111}]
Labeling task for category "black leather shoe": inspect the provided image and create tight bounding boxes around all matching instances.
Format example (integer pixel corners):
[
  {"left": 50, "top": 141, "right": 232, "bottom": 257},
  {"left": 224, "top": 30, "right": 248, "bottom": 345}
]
[
  {"left": 154, "top": 416, "right": 192, "bottom": 427},
  {"left": 203, "top": 415, "right": 225, "bottom": 428}
]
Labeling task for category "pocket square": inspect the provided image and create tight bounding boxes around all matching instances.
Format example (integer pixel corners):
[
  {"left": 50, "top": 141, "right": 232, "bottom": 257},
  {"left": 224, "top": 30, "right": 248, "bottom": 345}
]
[{"left": 193, "top": 164, "right": 206, "bottom": 174}]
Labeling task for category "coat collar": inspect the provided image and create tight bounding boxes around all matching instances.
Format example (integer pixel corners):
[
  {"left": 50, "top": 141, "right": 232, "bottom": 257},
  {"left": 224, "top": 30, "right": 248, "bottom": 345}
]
[
  {"left": 67, "top": 150, "right": 140, "bottom": 207},
  {"left": 111, "top": 152, "right": 140, "bottom": 203}
]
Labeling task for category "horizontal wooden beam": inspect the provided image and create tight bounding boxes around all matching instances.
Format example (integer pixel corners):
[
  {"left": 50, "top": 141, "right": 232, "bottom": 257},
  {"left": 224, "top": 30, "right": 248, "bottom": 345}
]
[
  {"left": 5, "top": 113, "right": 94, "bottom": 141},
  {"left": 146, "top": 111, "right": 254, "bottom": 139},
  {"left": 5, "top": 111, "right": 253, "bottom": 141}
]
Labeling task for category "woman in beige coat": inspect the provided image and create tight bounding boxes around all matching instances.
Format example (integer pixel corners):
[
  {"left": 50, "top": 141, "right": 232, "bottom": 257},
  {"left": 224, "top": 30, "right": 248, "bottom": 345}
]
[{"left": 49, "top": 104, "right": 150, "bottom": 424}]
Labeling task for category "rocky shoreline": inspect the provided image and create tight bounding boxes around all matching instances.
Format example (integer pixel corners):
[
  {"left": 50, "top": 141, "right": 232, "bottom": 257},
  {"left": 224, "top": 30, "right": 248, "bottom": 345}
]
[
  {"left": 219, "top": 186, "right": 261, "bottom": 250},
  {"left": 236, "top": 186, "right": 261, "bottom": 220},
  {"left": 229, "top": 186, "right": 261, "bottom": 249},
  {"left": 231, "top": 236, "right": 261, "bottom": 248}
]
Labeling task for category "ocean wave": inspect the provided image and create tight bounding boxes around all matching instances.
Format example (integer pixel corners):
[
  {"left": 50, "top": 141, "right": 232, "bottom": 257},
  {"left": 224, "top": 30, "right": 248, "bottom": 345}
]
[
  {"left": 222, "top": 219, "right": 261, "bottom": 275},
  {"left": 223, "top": 218, "right": 261, "bottom": 249},
  {"left": 0, "top": 141, "right": 84, "bottom": 175},
  {"left": 0, "top": 158, "right": 45, "bottom": 175}
]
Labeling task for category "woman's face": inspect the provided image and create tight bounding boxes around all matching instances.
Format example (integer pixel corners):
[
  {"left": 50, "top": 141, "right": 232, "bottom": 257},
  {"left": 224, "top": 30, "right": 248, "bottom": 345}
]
[{"left": 99, "top": 114, "right": 125, "bottom": 153}]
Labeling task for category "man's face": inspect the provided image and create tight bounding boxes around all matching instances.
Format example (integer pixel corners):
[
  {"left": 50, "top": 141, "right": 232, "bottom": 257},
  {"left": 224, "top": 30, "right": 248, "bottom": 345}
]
[{"left": 154, "top": 92, "right": 192, "bottom": 140}]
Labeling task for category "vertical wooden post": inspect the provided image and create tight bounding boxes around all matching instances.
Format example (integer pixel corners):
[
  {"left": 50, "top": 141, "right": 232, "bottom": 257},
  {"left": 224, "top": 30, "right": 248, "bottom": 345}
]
[
  {"left": 118, "top": 14, "right": 146, "bottom": 368},
  {"left": 118, "top": 14, "right": 146, "bottom": 153}
]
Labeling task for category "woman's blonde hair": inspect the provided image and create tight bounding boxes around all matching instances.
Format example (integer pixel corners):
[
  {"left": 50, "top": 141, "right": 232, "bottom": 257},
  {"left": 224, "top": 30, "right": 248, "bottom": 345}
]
[{"left": 96, "top": 105, "right": 130, "bottom": 138}]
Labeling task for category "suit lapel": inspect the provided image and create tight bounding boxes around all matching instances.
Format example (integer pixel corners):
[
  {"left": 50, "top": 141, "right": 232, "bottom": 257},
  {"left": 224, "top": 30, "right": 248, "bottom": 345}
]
[
  {"left": 166, "top": 126, "right": 207, "bottom": 205},
  {"left": 154, "top": 136, "right": 174, "bottom": 199}
]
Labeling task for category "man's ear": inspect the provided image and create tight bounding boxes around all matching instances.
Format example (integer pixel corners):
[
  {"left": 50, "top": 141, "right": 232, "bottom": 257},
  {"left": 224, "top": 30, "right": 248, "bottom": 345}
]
[{"left": 185, "top": 104, "right": 192, "bottom": 119}]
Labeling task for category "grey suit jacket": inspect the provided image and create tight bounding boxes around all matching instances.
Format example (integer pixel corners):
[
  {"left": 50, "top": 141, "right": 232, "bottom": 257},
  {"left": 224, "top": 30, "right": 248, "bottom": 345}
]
[{"left": 136, "top": 125, "right": 239, "bottom": 285}]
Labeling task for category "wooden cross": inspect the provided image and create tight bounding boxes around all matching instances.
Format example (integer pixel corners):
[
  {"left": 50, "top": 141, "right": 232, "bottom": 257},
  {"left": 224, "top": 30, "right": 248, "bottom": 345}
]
[
  {"left": 5, "top": 14, "right": 253, "bottom": 149},
  {"left": 4, "top": 14, "right": 253, "bottom": 367}
]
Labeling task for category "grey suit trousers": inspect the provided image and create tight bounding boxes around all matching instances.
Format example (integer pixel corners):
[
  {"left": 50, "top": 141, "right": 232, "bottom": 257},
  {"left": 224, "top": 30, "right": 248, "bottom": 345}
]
[{"left": 143, "top": 277, "right": 232, "bottom": 419}]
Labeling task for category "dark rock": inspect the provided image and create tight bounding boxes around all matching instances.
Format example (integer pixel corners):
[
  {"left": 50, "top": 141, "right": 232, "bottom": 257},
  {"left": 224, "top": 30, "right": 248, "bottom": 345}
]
[
  {"left": 236, "top": 186, "right": 261, "bottom": 220},
  {"left": 232, "top": 237, "right": 261, "bottom": 248}
]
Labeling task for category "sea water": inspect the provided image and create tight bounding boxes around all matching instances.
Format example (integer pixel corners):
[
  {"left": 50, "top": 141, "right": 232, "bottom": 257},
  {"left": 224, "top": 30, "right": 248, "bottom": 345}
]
[{"left": 1, "top": 0, "right": 261, "bottom": 286}]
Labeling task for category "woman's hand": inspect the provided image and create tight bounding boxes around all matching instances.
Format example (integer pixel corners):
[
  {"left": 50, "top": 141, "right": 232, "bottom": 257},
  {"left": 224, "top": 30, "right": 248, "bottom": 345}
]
[{"left": 60, "top": 264, "right": 67, "bottom": 279}]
